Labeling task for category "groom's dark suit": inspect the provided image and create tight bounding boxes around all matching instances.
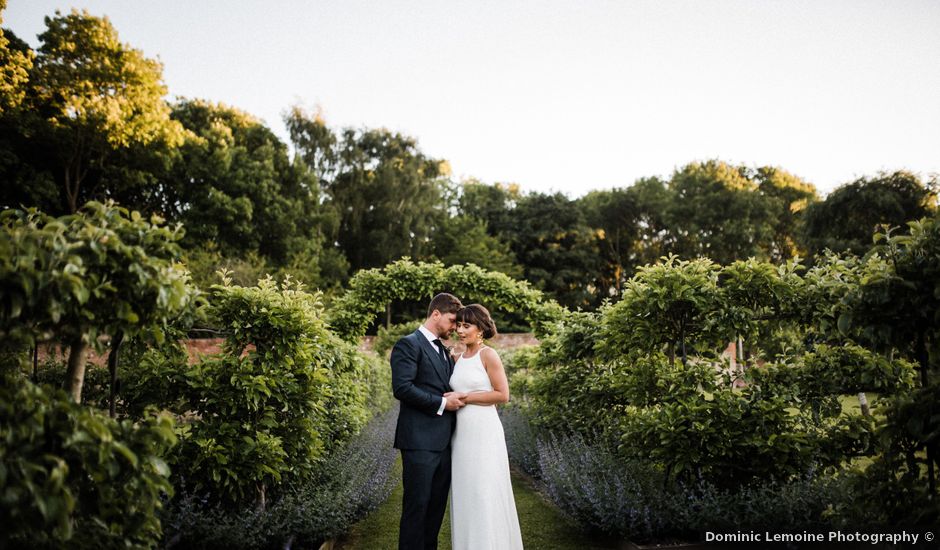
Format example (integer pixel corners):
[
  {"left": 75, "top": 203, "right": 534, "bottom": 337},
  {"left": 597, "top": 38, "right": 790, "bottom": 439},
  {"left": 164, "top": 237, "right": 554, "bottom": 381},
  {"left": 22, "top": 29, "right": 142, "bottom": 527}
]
[{"left": 391, "top": 329, "right": 457, "bottom": 550}]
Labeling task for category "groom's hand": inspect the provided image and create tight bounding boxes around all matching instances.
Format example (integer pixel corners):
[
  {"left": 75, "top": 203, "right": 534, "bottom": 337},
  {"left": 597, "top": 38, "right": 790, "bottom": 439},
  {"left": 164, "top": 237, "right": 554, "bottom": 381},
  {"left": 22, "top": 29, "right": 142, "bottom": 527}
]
[{"left": 443, "top": 392, "right": 467, "bottom": 411}]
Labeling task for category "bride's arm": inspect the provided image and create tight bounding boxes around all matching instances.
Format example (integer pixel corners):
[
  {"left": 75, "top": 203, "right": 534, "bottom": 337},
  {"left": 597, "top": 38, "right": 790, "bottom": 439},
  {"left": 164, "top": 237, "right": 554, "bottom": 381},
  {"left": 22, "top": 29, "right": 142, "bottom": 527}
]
[{"left": 464, "top": 348, "right": 510, "bottom": 405}]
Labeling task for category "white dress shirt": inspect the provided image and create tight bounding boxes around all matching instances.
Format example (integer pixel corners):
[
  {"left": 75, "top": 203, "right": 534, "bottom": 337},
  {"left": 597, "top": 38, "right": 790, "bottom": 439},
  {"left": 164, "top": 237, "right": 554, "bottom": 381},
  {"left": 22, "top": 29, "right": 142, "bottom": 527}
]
[{"left": 418, "top": 324, "right": 449, "bottom": 416}]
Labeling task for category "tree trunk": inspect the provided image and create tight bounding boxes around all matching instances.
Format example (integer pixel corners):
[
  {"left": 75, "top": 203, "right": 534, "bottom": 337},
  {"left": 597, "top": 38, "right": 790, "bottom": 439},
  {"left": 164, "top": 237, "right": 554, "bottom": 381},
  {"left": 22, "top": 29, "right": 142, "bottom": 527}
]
[
  {"left": 108, "top": 331, "right": 125, "bottom": 418},
  {"left": 65, "top": 336, "right": 87, "bottom": 403},
  {"left": 386, "top": 302, "right": 392, "bottom": 329},
  {"left": 257, "top": 482, "right": 267, "bottom": 511},
  {"left": 679, "top": 325, "right": 687, "bottom": 366},
  {"left": 857, "top": 392, "right": 871, "bottom": 416},
  {"left": 916, "top": 330, "right": 935, "bottom": 497},
  {"left": 64, "top": 166, "right": 77, "bottom": 214},
  {"left": 32, "top": 344, "right": 39, "bottom": 381}
]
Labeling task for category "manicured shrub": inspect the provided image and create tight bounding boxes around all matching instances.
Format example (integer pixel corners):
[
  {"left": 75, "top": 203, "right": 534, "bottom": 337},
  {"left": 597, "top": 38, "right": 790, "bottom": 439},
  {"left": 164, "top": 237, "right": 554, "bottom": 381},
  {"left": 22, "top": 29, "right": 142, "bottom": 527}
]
[
  {"left": 170, "top": 275, "right": 373, "bottom": 506},
  {"left": 373, "top": 320, "right": 420, "bottom": 357},
  {"left": 327, "top": 259, "right": 567, "bottom": 342},
  {"left": 162, "top": 405, "right": 399, "bottom": 549},
  {"left": 0, "top": 201, "right": 200, "bottom": 403},
  {"left": 0, "top": 375, "right": 176, "bottom": 549}
]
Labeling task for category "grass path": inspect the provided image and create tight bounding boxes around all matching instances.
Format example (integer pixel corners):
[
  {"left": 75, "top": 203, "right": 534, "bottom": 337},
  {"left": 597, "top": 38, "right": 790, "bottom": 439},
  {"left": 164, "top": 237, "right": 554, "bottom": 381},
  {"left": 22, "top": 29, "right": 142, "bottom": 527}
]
[{"left": 337, "top": 458, "right": 619, "bottom": 550}]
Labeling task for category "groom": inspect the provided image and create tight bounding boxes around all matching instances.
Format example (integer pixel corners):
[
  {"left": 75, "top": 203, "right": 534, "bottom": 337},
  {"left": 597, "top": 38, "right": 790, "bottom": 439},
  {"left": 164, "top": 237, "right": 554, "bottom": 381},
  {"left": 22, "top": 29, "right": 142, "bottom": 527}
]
[{"left": 391, "top": 293, "right": 467, "bottom": 550}]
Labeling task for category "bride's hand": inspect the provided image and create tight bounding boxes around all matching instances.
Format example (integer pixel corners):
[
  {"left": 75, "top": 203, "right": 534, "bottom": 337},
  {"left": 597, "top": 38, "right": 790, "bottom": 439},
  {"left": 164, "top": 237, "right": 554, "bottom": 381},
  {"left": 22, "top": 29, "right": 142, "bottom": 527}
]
[
  {"left": 444, "top": 392, "right": 467, "bottom": 410},
  {"left": 444, "top": 391, "right": 469, "bottom": 400}
]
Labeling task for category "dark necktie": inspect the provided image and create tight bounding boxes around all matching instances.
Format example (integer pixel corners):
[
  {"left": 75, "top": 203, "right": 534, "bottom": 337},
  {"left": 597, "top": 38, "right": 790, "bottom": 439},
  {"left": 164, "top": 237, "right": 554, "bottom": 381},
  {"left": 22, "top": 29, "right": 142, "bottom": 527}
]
[{"left": 432, "top": 339, "right": 449, "bottom": 368}]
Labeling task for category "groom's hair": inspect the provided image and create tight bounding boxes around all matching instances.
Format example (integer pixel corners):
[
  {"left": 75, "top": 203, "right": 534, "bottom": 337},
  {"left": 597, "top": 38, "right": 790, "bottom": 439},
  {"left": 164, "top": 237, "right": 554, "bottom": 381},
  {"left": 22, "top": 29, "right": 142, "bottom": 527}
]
[{"left": 427, "top": 293, "right": 462, "bottom": 318}]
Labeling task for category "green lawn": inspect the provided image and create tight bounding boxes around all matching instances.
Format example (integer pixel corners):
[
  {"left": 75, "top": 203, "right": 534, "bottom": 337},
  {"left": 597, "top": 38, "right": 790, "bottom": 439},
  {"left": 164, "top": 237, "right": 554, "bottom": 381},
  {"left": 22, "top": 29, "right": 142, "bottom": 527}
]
[{"left": 337, "top": 457, "right": 619, "bottom": 550}]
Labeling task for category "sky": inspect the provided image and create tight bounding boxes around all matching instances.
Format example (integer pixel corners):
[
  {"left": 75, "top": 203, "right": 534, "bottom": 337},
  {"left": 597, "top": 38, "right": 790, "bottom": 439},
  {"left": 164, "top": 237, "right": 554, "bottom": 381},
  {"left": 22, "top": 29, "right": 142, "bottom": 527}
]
[{"left": 4, "top": 0, "right": 939, "bottom": 197}]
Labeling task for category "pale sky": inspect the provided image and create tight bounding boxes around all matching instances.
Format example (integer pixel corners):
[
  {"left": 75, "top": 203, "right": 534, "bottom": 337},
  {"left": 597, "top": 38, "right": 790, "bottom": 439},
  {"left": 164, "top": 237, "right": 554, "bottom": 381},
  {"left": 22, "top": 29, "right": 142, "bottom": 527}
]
[{"left": 4, "top": 0, "right": 939, "bottom": 197}]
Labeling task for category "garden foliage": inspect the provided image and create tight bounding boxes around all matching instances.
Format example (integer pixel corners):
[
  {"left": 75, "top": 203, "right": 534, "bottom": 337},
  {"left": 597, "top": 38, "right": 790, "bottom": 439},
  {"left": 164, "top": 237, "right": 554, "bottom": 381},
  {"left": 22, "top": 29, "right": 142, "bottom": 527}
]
[
  {"left": 327, "top": 258, "right": 567, "bottom": 341},
  {"left": 162, "top": 406, "right": 399, "bottom": 550},
  {"left": 508, "top": 212, "right": 940, "bottom": 538},
  {"left": 0, "top": 201, "right": 200, "bottom": 402},
  {"left": 0, "top": 375, "right": 177, "bottom": 549},
  {"left": 0, "top": 201, "right": 392, "bottom": 547}
]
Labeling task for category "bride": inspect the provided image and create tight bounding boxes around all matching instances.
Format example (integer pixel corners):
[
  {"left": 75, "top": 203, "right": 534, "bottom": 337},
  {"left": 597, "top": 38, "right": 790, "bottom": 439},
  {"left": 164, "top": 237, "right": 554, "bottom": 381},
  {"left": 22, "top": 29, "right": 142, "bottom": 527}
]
[{"left": 446, "top": 304, "right": 524, "bottom": 549}]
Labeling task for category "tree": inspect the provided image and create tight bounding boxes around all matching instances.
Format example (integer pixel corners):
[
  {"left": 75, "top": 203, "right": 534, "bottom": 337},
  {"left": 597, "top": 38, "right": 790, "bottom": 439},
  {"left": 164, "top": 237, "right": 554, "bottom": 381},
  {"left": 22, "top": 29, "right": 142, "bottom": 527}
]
[
  {"left": 287, "top": 107, "right": 450, "bottom": 275},
  {"left": 578, "top": 188, "right": 641, "bottom": 298},
  {"left": 802, "top": 171, "right": 936, "bottom": 258},
  {"left": 598, "top": 255, "right": 722, "bottom": 366},
  {"left": 0, "top": 201, "right": 199, "bottom": 403},
  {"left": 285, "top": 104, "right": 338, "bottom": 183},
  {"left": 840, "top": 214, "right": 940, "bottom": 515},
  {"left": 626, "top": 176, "right": 675, "bottom": 267},
  {"left": 0, "top": 1, "right": 33, "bottom": 114},
  {"left": 504, "top": 192, "right": 602, "bottom": 310},
  {"left": 27, "top": 10, "right": 185, "bottom": 214},
  {"left": 333, "top": 128, "right": 449, "bottom": 271},
  {"left": 428, "top": 214, "right": 523, "bottom": 277},
  {"left": 666, "top": 160, "right": 776, "bottom": 265},
  {"left": 167, "top": 99, "right": 325, "bottom": 269},
  {"left": 0, "top": 25, "right": 57, "bottom": 213},
  {"left": 457, "top": 179, "right": 521, "bottom": 238},
  {"left": 753, "top": 166, "right": 818, "bottom": 262}
]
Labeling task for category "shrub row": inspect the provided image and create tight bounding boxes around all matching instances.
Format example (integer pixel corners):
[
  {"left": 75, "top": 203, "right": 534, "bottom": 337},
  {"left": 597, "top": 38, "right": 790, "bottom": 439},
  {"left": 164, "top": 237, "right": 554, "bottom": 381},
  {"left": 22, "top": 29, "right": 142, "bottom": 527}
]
[
  {"left": 161, "top": 405, "right": 400, "bottom": 549},
  {"left": 0, "top": 375, "right": 176, "bottom": 549},
  {"left": 503, "top": 406, "right": 854, "bottom": 543}
]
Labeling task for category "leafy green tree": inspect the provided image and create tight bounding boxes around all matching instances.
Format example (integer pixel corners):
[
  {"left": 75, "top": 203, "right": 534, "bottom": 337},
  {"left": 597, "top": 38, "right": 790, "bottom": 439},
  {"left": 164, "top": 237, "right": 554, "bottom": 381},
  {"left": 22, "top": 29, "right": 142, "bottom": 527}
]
[
  {"left": 173, "top": 276, "right": 374, "bottom": 507},
  {"left": 802, "top": 171, "right": 936, "bottom": 258},
  {"left": 717, "top": 257, "right": 803, "bottom": 366},
  {"left": 287, "top": 107, "right": 449, "bottom": 275},
  {"left": 597, "top": 255, "right": 722, "bottom": 365},
  {"left": 625, "top": 176, "right": 675, "bottom": 267},
  {"left": 0, "top": 201, "right": 199, "bottom": 403},
  {"left": 457, "top": 179, "right": 521, "bottom": 238},
  {"left": 830, "top": 214, "right": 940, "bottom": 521},
  {"left": 168, "top": 99, "right": 327, "bottom": 272},
  {"left": 754, "top": 167, "right": 818, "bottom": 261},
  {"left": 0, "top": 1, "right": 33, "bottom": 114},
  {"left": 501, "top": 192, "right": 602, "bottom": 309},
  {"left": 428, "top": 214, "right": 522, "bottom": 277},
  {"left": 285, "top": 104, "right": 338, "bottom": 183},
  {"left": 578, "top": 188, "right": 641, "bottom": 298},
  {"left": 0, "top": 376, "right": 177, "bottom": 548},
  {"left": 0, "top": 27, "right": 59, "bottom": 213},
  {"left": 333, "top": 128, "right": 449, "bottom": 271},
  {"left": 666, "top": 160, "right": 776, "bottom": 265},
  {"left": 26, "top": 10, "right": 185, "bottom": 214}
]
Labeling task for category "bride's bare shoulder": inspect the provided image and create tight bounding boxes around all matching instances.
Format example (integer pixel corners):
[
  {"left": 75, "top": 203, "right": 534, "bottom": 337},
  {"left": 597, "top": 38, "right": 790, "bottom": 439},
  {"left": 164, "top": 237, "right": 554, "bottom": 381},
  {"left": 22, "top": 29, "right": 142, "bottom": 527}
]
[{"left": 480, "top": 346, "right": 501, "bottom": 363}]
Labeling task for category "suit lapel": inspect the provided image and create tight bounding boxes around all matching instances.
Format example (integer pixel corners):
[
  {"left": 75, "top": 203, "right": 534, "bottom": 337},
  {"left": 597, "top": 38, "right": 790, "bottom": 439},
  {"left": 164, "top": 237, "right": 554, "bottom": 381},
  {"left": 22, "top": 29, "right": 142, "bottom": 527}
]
[{"left": 414, "top": 330, "right": 451, "bottom": 387}]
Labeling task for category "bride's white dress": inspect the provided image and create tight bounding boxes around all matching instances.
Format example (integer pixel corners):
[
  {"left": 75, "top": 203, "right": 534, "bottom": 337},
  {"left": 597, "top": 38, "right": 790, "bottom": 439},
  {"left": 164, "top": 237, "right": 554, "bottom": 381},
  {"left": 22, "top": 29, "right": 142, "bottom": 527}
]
[{"left": 449, "top": 348, "right": 524, "bottom": 550}]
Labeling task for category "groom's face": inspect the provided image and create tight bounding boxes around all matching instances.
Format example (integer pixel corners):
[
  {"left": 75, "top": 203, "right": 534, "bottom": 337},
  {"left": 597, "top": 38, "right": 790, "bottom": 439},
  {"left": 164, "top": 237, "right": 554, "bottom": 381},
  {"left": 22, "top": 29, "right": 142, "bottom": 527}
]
[{"left": 430, "top": 310, "right": 457, "bottom": 339}]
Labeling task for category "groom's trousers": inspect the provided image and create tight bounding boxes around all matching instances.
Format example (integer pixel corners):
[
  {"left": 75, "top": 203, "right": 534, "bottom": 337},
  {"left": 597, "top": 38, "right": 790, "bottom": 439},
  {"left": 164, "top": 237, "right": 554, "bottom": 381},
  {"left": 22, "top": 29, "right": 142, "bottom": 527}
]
[{"left": 400, "top": 447, "right": 452, "bottom": 550}]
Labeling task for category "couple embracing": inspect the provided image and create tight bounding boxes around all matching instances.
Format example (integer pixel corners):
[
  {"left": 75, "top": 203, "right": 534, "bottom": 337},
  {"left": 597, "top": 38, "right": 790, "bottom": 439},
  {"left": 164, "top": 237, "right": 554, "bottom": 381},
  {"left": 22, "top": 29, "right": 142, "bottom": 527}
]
[{"left": 391, "top": 293, "right": 524, "bottom": 550}]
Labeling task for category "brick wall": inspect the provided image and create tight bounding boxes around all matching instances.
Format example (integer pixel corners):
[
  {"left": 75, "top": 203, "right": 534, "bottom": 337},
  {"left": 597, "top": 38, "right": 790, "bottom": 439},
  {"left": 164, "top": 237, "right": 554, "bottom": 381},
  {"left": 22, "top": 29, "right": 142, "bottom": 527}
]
[{"left": 36, "top": 333, "right": 540, "bottom": 366}]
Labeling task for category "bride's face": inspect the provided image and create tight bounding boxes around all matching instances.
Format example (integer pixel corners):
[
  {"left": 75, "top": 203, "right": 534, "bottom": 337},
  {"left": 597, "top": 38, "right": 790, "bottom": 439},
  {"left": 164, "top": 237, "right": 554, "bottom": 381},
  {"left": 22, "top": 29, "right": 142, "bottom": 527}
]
[{"left": 455, "top": 321, "right": 481, "bottom": 343}]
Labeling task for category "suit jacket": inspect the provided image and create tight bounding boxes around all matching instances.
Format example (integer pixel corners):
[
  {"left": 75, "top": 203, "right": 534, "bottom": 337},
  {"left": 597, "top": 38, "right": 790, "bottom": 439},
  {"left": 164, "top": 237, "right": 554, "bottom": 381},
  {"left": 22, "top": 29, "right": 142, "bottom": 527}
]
[{"left": 391, "top": 329, "right": 457, "bottom": 451}]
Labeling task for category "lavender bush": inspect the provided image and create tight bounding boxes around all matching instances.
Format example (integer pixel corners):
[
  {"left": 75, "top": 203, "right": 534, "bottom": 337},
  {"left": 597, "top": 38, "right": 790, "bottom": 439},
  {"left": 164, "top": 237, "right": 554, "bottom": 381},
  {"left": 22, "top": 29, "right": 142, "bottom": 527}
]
[
  {"left": 500, "top": 405, "right": 542, "bottom": 478},
  {"left": 536, "top": 432, "right": 669, "bottom": 540},
  {"left": 162, "top": 405, "right": 399, "bottom": 549},
  {"left": 665, "top": 472, "right": 847, "bottom": 536},
  {"left": 505, "top": 408, "right": 851, "bottom": 543}
]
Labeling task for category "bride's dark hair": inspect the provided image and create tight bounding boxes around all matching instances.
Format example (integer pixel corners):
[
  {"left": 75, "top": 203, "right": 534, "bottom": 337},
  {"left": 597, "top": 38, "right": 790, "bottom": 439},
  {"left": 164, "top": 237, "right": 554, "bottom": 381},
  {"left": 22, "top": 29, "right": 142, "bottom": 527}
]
[{"left": 456, "top": 304, "right": 497, "bottom": 339}]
